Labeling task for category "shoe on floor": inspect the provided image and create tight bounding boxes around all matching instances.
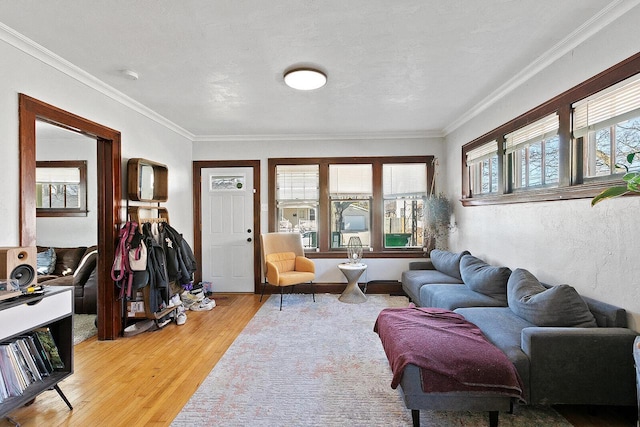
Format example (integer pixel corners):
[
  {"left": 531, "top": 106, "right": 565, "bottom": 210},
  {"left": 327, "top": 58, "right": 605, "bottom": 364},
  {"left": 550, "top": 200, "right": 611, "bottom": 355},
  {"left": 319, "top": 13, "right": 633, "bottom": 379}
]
[
  {"left": 190, "top": 300, "right": 214, "bottom": 311},
  {"left": 176, "top": 306, "right": 187, "bottom": 325}
]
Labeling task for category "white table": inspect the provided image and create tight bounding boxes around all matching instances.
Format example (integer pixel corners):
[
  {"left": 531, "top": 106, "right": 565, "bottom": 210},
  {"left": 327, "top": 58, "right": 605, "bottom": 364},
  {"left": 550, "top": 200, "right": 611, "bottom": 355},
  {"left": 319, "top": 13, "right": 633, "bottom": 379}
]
[{"left": 338, "top": 262, "right": 367, "bottom": 303}]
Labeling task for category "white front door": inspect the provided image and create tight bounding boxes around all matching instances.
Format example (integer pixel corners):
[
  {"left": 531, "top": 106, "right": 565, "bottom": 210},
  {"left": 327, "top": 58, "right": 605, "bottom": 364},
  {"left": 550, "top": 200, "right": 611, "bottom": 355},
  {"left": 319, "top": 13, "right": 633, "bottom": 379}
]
[{"left": 200, "top": 167, "right": 254, "bottom": 292}]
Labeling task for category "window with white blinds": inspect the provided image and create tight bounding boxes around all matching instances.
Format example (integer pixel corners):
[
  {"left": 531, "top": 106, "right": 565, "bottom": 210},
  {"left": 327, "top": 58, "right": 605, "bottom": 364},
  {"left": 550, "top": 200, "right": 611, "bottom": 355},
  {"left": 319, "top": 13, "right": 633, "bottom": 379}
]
[
  {"left": 573, "top": 73, "right": 640, "bottom": 138},
  {"left": 329, "top": 164, "right": 372, "bottom": 198},
  {"left": 466, "top": 140, "right": 499, "bottom": 195},
  {"left": 505, "top": 114, "right": 559, "bottom": 154},
  {"left": 382, "top": 163, "right": 426, "bottom": 198},
  {"left": 276, "top": 164, "right": 319, "bottom": 204}
]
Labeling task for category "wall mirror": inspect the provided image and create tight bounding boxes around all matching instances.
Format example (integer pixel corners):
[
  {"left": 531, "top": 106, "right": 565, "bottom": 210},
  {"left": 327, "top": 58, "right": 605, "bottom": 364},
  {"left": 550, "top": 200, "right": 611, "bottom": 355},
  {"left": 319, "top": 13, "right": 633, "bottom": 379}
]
[{"left": 127, "top": 158, "right": 168, "bottom": 202}]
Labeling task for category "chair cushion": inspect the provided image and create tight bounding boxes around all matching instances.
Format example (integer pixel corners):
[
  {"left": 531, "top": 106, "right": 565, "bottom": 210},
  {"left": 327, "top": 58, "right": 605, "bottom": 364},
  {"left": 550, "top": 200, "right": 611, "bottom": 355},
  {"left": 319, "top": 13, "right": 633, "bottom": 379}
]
[
  {"left": 73, "top": 248, "right": 98, "bottom": 286},
  {"left": 430, "top": 249, "right": 470, "bottom": 280},
  {"left": 460, "top": 255, "right": 511, "bottom": 302},
  {"left": 265, "top": 252, "right": 296, "bottom": 273},
  {"left": 507, "top": 268, "right": 597, "bottom": 327}
]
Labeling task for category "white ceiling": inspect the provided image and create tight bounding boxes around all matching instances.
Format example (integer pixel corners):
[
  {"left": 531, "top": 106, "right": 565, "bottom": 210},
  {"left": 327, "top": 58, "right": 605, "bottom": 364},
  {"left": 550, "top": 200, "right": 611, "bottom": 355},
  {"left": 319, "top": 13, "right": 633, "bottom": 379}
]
[{"left": 0, "top": 0, "right": 633, "bottom": 139}]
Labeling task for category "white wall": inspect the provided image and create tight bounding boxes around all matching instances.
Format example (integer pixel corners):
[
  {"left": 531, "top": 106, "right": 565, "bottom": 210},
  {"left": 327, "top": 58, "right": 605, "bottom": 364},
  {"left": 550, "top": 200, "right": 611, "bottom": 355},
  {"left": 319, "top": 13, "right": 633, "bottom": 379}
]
[
  {"left": 0, "top": 37, "right": 194, "bottom": 249},
  {"left": 193, "top": 136, "right": 444, "bottom": 282},
  {"left": 444, "top": 7, "right": 640, "bottom": 330}
]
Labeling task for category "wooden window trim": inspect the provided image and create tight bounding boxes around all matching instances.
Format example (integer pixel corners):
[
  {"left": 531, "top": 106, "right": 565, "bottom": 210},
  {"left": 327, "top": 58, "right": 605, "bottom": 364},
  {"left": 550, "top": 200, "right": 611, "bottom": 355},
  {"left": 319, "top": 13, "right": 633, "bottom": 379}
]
[
  {"left": 268, "top": 156, "right": 434, "bottom": 257},
  {"left": 461, "top": 51, "right": 640, "bottom": 207},
  {"left": 36, "top": 160, "right": 88, "bottom": 216}
]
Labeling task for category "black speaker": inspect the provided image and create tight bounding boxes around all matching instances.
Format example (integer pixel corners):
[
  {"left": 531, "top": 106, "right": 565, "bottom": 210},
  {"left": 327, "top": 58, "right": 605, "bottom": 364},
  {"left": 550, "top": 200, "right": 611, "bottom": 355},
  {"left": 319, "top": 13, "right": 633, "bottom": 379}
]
[{"left": 0, "top": 247, "right": 37, "bottom": 289}]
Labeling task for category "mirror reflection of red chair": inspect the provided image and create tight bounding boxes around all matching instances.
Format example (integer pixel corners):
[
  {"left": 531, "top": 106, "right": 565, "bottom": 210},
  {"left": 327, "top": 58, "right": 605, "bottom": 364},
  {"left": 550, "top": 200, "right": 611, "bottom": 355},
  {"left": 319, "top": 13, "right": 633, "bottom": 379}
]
[{"left": 260, "top": 233, "right": 315, "bottom": 310}]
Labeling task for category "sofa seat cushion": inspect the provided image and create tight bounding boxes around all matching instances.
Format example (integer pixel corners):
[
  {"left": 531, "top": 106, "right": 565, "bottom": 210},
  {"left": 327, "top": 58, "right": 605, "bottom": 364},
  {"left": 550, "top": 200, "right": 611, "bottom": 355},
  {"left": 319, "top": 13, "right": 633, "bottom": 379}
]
[
  {"left": 455, "top": 306, "right": 534, "bottom": 398},
  {"left": 460, "top": 255, "right": 511, "bottom": 302},
  {"left": 507, "top": 269, "right": 597, "bottom": 328},
  {"left": 420, "top": 284, "right": 508, "bottom": 310},
  {"left": 430, "top": 250, "right": 470, "bottom": 281},
  {"left": 401, "top": 269, "right": 463, "bottom": 306}
]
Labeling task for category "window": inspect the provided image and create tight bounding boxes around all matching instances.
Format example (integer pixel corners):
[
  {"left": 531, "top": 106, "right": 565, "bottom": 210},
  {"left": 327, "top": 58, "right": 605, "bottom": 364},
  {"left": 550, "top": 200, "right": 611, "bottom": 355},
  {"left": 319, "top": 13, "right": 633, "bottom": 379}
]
[
  {"left": 466, "top": 140, "right": 499, "bottom": 196},
  {"left": 506, "top": 113, "right": 559, "bottom": 189},
  {"left": 36, "top": 161, "right": 87, "bottom": 217},
  {"left": 329, "top": 164, "right": 372, "bottom": 248},
  {"left": 383, "top": 163, "right": 426, "bottom": 248},
  {"left": 461, "top": 52, "right": 640, "bottom": 206},
  {"left": 270, "top": 156, "right": 433, "bottom": 255},
  {"left": 275, "top": 164, "right": 319, "bottom": 248},
  {"left": 574, "top": 74, "right": 640, "bottom": 179}
]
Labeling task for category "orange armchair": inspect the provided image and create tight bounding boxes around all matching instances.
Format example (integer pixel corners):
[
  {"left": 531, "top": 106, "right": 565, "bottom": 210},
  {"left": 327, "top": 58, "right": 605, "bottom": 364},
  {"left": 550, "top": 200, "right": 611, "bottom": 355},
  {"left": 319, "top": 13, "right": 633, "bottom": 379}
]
[{"left": 260, "top": 233, "right": 315, "bottom": 310}]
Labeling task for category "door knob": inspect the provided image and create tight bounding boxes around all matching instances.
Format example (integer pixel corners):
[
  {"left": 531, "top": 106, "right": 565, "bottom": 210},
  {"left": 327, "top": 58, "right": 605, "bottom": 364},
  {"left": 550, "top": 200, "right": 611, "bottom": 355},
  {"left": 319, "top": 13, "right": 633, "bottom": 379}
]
[
  {"left": 247, "top": 229, "right": 252, "bottom": 233},
  {"left": 247, "top": 237, "right": 252, "bottom": 242}
]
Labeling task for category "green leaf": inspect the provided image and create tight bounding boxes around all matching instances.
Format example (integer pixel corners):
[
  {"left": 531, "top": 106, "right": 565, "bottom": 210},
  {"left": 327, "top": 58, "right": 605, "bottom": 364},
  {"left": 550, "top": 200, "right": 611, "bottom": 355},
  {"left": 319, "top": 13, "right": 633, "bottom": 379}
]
[
  {"left": 591, "top": 186, "right": 629, "bottom": 206},
  {"left": 628, "top": 153, "right": 638, "bottom": 164}
]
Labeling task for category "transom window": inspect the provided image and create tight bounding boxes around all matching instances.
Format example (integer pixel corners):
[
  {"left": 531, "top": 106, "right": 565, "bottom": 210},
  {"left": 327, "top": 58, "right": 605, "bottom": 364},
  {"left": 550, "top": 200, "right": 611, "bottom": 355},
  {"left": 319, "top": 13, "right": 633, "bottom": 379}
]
[
  {"left": 269, "top": 156, "right": 433, "bottom": 255},
  {"left": 461, "top": 52, "right": 640, "bottom": 206}
]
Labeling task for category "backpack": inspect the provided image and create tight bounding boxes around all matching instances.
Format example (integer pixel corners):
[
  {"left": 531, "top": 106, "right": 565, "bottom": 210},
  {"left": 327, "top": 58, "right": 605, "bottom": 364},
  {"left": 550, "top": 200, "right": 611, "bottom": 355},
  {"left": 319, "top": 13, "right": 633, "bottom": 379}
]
[{"left": 111, "top": 221, "right": 149, "bottom": 299}]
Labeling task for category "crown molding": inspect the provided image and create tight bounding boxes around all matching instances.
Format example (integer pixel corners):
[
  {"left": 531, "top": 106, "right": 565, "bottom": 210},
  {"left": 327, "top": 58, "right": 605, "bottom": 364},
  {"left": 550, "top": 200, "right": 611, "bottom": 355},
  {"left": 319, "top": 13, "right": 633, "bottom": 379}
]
[
  {"left": 192, "top": 130, "right": 444, "bottom": 143},
  {"left": 0, "top": 22, "right": 195, "bottom": 141},
  {"left": 443, "top": 0, "right": 640, "bottom": 136}
]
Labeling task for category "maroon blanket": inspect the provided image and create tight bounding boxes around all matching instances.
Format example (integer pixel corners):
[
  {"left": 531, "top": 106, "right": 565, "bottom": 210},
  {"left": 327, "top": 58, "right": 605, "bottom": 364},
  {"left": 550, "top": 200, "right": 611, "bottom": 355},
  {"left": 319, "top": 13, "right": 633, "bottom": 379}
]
[{"left": 374, "top": 307, "right": 524, "bottom": 400}]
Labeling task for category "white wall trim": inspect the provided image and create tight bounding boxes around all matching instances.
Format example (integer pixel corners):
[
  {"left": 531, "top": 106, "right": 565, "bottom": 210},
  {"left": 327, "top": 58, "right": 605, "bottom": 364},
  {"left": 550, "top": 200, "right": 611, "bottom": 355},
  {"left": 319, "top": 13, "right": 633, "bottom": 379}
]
[
  {"left": 443, "top": 0, "right": 640, "bottom": 136},
  {"left": 193, "top": 130, "right": 443, "bottom": 142}
]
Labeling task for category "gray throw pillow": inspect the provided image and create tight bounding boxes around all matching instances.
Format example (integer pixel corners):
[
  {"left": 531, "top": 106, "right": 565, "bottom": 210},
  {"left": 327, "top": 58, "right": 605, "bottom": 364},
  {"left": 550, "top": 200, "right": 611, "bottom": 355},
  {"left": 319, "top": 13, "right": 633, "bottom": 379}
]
[
  {"left": 36, "top": 247, "right": 57, "bottom": 275},
  {"left": 460, "top": 255, "right": 511, "bottom": 301},
  {"left": 507, "top": 268, "right": 597, "bottom": 327},
  {"left": 430, "top": 249, "right": 471, "bottom": 281}
]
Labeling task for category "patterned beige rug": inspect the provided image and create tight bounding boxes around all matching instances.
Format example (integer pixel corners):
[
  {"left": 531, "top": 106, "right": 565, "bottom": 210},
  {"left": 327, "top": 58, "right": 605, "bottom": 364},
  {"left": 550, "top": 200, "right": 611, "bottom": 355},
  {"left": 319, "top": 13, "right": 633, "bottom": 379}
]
[
  {"left": 172, "top": 294, "right": 571, "bottom": 426},
  {"left": 73, "top": 313, "right": 97, "bottom": 344}
]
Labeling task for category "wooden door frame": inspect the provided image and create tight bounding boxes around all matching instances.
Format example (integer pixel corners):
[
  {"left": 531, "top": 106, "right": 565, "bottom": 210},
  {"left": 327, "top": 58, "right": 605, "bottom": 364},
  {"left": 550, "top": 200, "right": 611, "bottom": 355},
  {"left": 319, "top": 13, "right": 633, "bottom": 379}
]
[
  {"left": 192, "top": 160, "right": 261, "bottom": 293},
  {"left": 19, "top": 94, "right": 122, "bottom": 340}
]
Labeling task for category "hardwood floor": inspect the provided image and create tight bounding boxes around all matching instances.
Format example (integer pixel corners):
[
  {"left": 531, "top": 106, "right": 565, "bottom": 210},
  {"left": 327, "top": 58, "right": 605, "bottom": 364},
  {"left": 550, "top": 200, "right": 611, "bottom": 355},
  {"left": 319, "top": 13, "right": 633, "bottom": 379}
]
[{"left": 1, "top": 293, "right": 636, "bottom": 427}]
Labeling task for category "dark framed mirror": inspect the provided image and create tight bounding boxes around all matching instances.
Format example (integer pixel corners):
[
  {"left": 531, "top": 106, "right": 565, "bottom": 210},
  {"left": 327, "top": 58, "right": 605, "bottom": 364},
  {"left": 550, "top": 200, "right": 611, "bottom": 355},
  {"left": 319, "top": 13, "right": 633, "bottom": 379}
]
[{"left": 127, "top": 158, "right": 168, "bottom": 202}]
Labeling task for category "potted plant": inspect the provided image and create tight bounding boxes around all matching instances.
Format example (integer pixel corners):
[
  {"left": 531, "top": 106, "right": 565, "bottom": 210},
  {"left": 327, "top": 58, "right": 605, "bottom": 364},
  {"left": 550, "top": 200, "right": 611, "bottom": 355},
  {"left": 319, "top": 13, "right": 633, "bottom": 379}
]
[
  {"left": 424, "top": 192, "right": 452, "bottom": 250},
  {"left": 592, "top": 152, "right": 640, "bottom": 205}
]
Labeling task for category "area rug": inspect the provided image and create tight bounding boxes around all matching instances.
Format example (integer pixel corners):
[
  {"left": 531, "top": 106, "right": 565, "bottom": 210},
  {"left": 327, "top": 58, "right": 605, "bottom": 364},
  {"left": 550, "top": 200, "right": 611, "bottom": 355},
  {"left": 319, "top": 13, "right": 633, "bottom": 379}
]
[
  {"left": 73, "top": 313, "right": 97, "bottom": 344},
  {"left": 172, "top": 294, "right": 571, "bottom": 427}
]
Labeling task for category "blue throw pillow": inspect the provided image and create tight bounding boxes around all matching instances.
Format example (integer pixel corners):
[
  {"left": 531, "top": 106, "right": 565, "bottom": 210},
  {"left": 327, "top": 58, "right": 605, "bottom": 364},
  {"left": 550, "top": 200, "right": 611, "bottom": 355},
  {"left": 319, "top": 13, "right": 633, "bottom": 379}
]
[
  {"left": 430, "top": 249, "right": 471, "bottom": 281},
  {"left": 460, "top": 255, "right": 511, "bottom": 301},
  {"left": 507, "top": 268, "right": 597, "bottom": 327},
  {"left": 37, "top": 247, "right": 57, "bottom": 275}
]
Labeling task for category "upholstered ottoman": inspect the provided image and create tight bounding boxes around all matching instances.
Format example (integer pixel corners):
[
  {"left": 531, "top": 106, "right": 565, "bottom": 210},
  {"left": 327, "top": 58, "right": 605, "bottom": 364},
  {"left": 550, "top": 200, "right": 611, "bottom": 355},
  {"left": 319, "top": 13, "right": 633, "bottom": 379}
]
[{"left": 374, "top": 307, "right": 524, "bottom": 427}]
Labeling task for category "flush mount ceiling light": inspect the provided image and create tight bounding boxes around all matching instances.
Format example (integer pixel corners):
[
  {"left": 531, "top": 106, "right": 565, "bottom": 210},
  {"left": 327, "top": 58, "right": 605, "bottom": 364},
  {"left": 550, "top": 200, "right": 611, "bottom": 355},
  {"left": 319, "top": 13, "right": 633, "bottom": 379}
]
[{"left": 283, "top": 68, "right": 327, "bottom": 90}]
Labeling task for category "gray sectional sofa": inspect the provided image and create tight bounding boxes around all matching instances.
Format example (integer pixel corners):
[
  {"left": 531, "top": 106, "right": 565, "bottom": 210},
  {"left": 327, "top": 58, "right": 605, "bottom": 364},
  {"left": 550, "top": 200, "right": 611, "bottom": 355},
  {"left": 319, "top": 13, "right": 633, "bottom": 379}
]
[{"left": 400, "top": 249, "right": 637, "bottom": 407}]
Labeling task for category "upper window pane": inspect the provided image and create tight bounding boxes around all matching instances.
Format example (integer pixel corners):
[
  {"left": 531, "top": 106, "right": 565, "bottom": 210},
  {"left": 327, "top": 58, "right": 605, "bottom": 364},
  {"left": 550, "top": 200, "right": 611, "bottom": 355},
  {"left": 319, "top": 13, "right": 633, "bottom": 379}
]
[
  {"left": 383, "top": 163, "right": 426, "bottom": 197},
  {"left": 583, "top": 115, "right": 640, "bottom": 178},
  {"left": 276, "top": 164, "right": 319, "bottom": 202},
  {"left": 329, "top": 164, "right": 372, "bottom": 198}
]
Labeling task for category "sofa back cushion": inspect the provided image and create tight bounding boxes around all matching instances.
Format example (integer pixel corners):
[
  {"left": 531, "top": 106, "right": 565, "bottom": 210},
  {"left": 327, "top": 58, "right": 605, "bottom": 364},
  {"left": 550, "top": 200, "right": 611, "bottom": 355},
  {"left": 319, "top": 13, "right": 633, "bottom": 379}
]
[
  {"left": 507, "top": 268, "right": 597, "bottom": 327},
  {"left": 52, "top": 247, "right": 88, "bottom": 276},
  {"left": 73, "top": 247, "right": 98, "bottom": 286},
  {"left": 460, "top": 255, "right": 511, "bottom": 302},
  {"left": 265, "top": 251, "right": 296, "bottom": 273},
  {"left": 430, "top": 249, "right": 470, "bottom": 280}
]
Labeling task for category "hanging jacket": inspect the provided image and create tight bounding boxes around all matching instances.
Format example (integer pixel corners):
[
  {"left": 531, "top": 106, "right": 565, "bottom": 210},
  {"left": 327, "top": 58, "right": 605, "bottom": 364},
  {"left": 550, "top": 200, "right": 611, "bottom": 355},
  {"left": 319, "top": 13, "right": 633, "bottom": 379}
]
[{"left": 163, "top": 223, "right": 197, "bottom": 285}]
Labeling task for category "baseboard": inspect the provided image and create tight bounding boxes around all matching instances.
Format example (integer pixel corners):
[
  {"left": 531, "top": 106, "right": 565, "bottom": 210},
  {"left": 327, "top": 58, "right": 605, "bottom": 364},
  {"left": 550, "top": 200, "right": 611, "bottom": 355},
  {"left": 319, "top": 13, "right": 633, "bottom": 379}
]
[{"left": 258, "top": 280, "right": 405, "bottom": 296}]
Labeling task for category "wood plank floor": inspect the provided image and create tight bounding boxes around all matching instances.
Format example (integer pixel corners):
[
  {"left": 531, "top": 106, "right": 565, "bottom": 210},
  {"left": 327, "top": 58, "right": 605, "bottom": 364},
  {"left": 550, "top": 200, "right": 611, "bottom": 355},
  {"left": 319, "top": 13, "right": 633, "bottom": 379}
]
[{"left": 1, "top": 293, "right": 636, "bottom": 426}]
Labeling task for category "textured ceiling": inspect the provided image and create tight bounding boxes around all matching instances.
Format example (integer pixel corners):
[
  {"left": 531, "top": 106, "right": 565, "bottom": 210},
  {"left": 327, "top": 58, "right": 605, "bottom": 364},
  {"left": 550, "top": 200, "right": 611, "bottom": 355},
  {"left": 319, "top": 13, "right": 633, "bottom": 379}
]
[{"left": 0, "top": 0, "right": 629, "bottom": 138}]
